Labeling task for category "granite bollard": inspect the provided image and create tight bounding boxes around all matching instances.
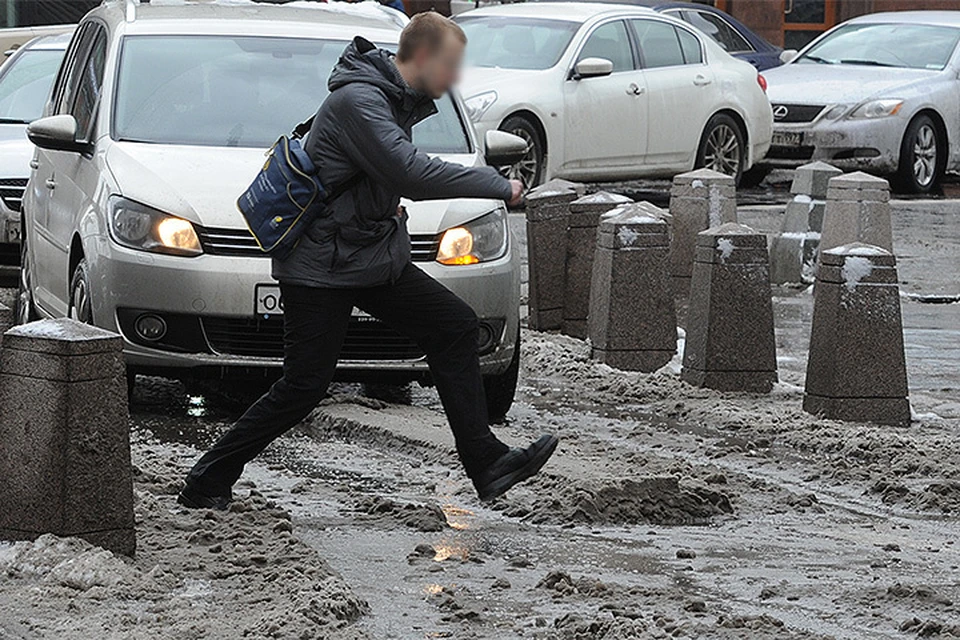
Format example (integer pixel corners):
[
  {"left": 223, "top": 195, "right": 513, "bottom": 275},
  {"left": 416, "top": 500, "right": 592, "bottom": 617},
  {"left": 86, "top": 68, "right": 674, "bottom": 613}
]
[
  {"left": 0, "top": 319, "right": 135, "bottom": 555},
  {"left": 525, "top": 179, "right": 584, "bottom": 331},
  {"left": 0, "top": 303, "right": 14, "bottom": 341},
  {"left": 682, "top": 223, "right": 778, "bottom": 392},
  {"left": 820, "top": 171, "right": 893, "bottom": 254},
  {"left": 588, "top": 202, "right": 676, "bottom": 372},
  {"left": 668, "top": 168, "right": 737, "bottom": 293},
  {"left": 770, "top": 161, "right": 842, "bottom": 284},
  {"left": 803, "top": 243, "right": 910, "bottom": 426},
  {"left": 562, "top": 191, "right": 633, "bottom": 338}
]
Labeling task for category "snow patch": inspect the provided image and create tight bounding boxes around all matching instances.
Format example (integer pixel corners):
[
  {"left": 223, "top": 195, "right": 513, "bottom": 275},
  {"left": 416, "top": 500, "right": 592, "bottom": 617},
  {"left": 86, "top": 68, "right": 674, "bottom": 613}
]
[
  {"left": 717, "top": 238, "right": 735, "bottom": 261},
  {"left": 841, "top": 256, "right": 874, "bottom": 291},
  {"left": 617, "top": 226, "right": 639, "bottom": 246}
]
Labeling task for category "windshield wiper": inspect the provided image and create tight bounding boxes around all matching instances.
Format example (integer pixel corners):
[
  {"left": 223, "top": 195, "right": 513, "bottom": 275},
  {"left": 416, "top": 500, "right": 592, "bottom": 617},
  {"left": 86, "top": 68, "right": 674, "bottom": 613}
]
[
  {"left": 0, "top": 117, "right": 29, "bottom": 125},
  {"left": 802, "top": 54, "right": 835, "bottom": 65},
  {"left": 838, "top": 59, "right": 898, "bottom": 67}
]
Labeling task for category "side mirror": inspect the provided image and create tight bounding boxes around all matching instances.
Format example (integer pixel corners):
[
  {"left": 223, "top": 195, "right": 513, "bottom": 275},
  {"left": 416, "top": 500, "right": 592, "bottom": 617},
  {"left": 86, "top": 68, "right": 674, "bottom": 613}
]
[
  {"left": 484, "top": 130, "right": 528, "bottom": 167},
  {"left": 779, "top": 49, "right": 799, "bottom": 64},
  {"left": 27, "top": 115, "right": 87, "bottom": 153},
  {"left": 574, "top": 57, "right": 614, "bottom": 79}
]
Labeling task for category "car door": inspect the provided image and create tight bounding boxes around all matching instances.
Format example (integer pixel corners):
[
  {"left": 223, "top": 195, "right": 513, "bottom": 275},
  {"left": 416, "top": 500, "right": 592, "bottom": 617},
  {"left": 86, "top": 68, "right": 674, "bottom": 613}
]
[
  {"left": 630, "top": 19, "right": 716, "bottom": 169},
  {"left": 561, "top": 19, "right": 647, "bottom": 173},
  {"left": 35, "top": 23, "right": 107, "bottom": 316}
]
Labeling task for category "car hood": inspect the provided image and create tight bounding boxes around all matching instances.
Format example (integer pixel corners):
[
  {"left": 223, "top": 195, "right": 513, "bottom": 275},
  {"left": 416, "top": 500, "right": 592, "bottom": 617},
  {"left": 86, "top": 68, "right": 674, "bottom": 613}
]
[
  {"left": 105, "top": 142, "right": 502, "bottom": 234},
  {"left": 460, "top": 65, "right": 549, "bottom": 98},
  {"left": 764, "top": 63, "right": 939, "bottom": 105},
  {"left": 0, "top": 124, "right": 33, "bottom": 179}
]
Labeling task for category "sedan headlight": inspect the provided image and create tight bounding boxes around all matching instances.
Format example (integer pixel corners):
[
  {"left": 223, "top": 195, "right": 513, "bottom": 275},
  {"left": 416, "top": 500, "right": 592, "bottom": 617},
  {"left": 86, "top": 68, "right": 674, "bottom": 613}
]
[
  {"left": 849, "top": 99, "right": 904, "bottom": 119},
  {"left": 109, "top": 197, "right": 202, "bottom": 256},
  {"left": 436, "top": 208, "right": 508, "bottom": 266},
  {"left": 464, "top": 90, "right": 498, "bottom": 123}
]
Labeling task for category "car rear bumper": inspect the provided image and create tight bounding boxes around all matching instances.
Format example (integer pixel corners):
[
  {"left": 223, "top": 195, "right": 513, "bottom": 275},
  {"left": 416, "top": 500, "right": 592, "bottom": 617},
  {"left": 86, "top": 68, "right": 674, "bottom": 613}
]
[{"left": 87, "top": 236, "right": 520, "bottom": 380}]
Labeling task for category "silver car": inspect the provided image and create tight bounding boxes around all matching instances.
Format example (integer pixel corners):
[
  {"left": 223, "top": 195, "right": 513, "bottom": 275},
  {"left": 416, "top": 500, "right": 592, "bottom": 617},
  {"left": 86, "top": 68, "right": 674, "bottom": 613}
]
[
  {"left": 20, "top": 0, "right": 525, "bottom": 418},
  {"left": 763, "top": 11, "right": 960, "bottom": 194}
]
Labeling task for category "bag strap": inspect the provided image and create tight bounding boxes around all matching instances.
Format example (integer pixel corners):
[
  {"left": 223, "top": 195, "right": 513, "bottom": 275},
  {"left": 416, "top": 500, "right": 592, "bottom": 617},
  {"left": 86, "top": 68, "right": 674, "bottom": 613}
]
[
  {"left": 292, "top": 115, "right": 314, "bottom": 140},
  {"left": 291, "top": 114, "right": 365, "bottom": 203}
]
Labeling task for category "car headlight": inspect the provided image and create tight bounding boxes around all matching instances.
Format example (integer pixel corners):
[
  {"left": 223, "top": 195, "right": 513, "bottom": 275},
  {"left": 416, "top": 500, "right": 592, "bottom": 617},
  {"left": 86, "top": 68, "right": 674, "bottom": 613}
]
[
  {"left": 436, "top": 208, "right": 508, "bottom": 266},
  {"left": 464, "top": 90, "right": 498, "bottom": 123},
  {"left": 849, "top": 99, "right": 904, "bottom": 119},
  {"left": 109, "top": 197, "right": 202, "bottom": 256}
]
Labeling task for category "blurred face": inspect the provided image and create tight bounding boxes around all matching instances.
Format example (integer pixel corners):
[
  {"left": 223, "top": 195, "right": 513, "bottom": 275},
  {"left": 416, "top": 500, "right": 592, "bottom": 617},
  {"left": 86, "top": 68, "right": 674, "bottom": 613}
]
[{"left": 412, "top": 32, "right": 464, "bottom": 99}]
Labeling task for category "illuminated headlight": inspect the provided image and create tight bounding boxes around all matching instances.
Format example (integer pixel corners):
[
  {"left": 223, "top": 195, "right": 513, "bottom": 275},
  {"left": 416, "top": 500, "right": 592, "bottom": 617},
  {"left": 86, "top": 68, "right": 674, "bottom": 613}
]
[
  {"left": 849, "top": 99, "right": 904, "bottom": 119},
  {"left": 436, "top": 208, "right": 508, "bottom": 266},
  {"left": 109, "top": 196, "right": 202, "bottom": 256},
  {"left": 464, "top": 90, "right": 498, "bottom": 122},
  {"left": 822, "top": 104, "right": 849, "bottom": 119}
]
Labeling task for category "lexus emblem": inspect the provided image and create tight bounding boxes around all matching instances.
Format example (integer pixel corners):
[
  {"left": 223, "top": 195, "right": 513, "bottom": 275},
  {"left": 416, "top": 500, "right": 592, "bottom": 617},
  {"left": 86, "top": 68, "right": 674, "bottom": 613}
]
[{"left": 772, "top": 105, "right": 789, "bottom": 120}]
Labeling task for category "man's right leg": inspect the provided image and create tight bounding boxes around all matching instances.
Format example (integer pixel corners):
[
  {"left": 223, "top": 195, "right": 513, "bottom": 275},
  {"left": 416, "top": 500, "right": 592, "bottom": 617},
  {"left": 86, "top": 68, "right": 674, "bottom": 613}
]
[{"left": 182, "top": 283, "right": 354, "bottom": 502}]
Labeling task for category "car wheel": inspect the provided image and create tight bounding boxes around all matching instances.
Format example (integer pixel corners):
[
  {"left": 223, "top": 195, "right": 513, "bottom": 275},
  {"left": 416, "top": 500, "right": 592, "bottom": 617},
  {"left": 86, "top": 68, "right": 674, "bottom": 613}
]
[
  {"left": 696, "top": 113, "right": 745, "bottom": 186},
  {"left": 15, "top": 217, "right": 38, "bottom": 325},
  {"left": 499, "top": 115, "right": 545, "bottom": 189},
  {"left": 68, "top": 258, "right": 93, "bottom": 324},
  {"left": 739, "top": 165, "right": 770, "bottom": 189},
  {"left": 483, "top": 331, "right": 520, "bottom": 425},
  {"left": 895, "top": 114, "right": 943, "bottom": 195}
]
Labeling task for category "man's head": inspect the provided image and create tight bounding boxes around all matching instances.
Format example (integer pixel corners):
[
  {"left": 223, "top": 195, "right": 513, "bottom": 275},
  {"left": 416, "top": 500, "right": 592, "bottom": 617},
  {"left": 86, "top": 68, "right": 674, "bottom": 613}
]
[{"left": 395, "top": 12, "right": 467, "bottom": 99}]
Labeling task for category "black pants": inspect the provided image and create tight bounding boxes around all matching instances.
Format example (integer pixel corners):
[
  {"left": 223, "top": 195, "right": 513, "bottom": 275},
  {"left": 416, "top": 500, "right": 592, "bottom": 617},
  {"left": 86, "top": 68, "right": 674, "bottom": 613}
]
[{"left": 186, "top": 263, "right": 509, "bottom": 496}]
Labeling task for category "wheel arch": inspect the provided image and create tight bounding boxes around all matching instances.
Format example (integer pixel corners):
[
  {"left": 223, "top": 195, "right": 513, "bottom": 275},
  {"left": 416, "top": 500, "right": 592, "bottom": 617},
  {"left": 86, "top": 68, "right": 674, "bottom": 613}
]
[
  {"left": 714, "top": 108, "right": 749, "bottom": 153},
  {"left": 910, "top": 108, "right": 948, "bottom": 164},
  {"left": 68, "top": 233, "right": 85, "bottom": 284},
  {"left": 501, "top": 109, "right": 548, "bottom": 161}
]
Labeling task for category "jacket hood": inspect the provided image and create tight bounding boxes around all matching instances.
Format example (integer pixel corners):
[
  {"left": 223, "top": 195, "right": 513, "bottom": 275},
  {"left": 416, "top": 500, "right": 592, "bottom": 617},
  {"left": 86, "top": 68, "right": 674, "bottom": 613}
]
[{"left": 328, "top": 36, "right": 435, "bottom": 120}]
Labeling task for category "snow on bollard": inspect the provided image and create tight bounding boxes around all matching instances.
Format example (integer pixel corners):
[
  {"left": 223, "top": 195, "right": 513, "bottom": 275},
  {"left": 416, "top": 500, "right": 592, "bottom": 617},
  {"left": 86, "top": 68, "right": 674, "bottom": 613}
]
[
  {"left": 770, "top": 161, "right": 842, "bottom": 285},
  {"left": 682, "top": 223, "right": 778, "bottom": 393},
  {"left": 588, "top": 202, "right": 676, "bottom": 372},
  {"left": 524, "top": 179, "right": 585, "bottom": 331},
  {"left": 803, "top": 243, "right": 910, "bottom": 426},
  {"left": 820, "top": 171, "right": 893, "bottom": 254},
  {"left": 0, "top": 319, "right": 135, "bottom": 556},
  {"left": 0, "top": 303, "right": 14, "bottom": 341},
  {"left": 562, "top": 191, "right": 632, "bottom": 339},
  {"left": 668, "top": 168, "right": 737, "bottom": 294}
]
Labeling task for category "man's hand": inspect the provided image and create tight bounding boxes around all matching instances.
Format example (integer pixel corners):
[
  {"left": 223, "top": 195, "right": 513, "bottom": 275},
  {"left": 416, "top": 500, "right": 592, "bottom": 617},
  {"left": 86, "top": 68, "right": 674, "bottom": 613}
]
[{"left": 507, "top": 179, "right": 525, "bottom": 207}]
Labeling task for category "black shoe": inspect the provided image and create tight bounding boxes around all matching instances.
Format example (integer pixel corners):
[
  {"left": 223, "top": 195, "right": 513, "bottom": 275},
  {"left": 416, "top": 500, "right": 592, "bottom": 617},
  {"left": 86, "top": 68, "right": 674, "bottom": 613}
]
[
  {"left": 474, "top": 434, "right": 559, "bottom": 502},
  {"left": 177, "top": 483, "right": 232, "bottom": 511}
]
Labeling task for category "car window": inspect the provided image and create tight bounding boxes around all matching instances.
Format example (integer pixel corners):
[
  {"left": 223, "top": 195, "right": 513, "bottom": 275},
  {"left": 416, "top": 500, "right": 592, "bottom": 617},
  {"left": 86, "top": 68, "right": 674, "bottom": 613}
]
[
  {"left": 113, "top": 35, "right": 471, "bottom": 153},
  {"left": 578, "top": 20, "right": 633, "bottom": 73},
  {"left": 458, "top": 16, "right": 578, "bottom": 71},
  {"left": 631, "top": 20, "right": 685, "bottom": 69},
  {"left": 682, "top": 10, "right": 753, "bottom": 53},
  {"left": 676, "top": 26, "right": 704, "bottom": 64},
  {"left": 71, "top": 28, "right": 107, "bottom": 143},
  {"left": 55, "top": 22, "right": 95, "bottom": 115},
  {"left": 797, "top": 22, "right": 960, "bottom": 70},
  {"left": 0, "top": 48, "right": 66, "bottom": 124}
]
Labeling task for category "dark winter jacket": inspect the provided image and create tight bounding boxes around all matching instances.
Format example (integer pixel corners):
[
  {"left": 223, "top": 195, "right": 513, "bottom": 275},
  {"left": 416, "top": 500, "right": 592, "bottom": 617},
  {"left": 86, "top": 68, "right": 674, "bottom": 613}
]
[{"left": 272, "top": 36, "right": 512, "bottom": 288}]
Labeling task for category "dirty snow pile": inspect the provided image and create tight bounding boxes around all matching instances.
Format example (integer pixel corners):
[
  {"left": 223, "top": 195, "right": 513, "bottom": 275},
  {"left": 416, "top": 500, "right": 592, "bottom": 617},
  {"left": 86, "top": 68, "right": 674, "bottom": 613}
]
[{"left": 0, "top": 448, "right": 370, "bottom": 640}]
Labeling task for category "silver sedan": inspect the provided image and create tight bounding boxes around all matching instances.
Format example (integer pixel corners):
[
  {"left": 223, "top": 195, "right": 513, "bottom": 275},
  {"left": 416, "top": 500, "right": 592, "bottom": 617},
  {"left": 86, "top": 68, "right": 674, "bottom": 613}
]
[{"left": 762, "top": 11, "right": 960, "bottom": 194}]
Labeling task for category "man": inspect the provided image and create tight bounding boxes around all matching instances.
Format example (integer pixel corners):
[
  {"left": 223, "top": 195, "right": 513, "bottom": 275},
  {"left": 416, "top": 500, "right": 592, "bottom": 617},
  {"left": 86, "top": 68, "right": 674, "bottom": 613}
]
[{"left": 179, "top": 13, "right": 558, "bottom": 510}]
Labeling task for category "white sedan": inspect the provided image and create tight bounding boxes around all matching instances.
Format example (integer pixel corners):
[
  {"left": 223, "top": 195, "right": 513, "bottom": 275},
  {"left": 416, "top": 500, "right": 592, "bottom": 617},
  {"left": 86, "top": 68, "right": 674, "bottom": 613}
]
[{"left": 456, "top": 2, "right": 772, "bottom": 187}]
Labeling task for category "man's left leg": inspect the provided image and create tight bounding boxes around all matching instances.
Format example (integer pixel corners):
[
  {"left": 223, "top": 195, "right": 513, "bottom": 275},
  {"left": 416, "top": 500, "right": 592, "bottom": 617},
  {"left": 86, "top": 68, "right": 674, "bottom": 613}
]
[{"left": 356, "top": 263, "right": 557, "bottom": 499}]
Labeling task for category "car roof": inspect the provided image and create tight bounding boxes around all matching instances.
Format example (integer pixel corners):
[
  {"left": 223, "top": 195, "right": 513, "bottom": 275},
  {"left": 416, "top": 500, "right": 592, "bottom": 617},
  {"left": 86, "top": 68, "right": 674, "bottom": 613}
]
[
  {"left": 91, "top": 0, "right": 405, "bottom": 40},
  {"left": 847, "top": 10, "right": 960, "bottom": 27},
  {"left": 458, "top": 1, "right": 659, "bottom": 22},
  {"left": 21, "top": 31, "right": 74, "bottom": 51}
]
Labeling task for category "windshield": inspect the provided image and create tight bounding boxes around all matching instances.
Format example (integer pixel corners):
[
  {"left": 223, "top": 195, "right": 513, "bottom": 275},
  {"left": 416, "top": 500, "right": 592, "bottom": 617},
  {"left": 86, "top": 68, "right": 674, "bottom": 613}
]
[
  {"left": 113, "top": 35, "right": 471, "bottom": 153},
  {"left": 458, "top": 16, "right": 578, "bottom": 70},
  {"left": 0, "top": 48, "right": 65, "bottom": 124},
  {"left": 797, "top": 22, "right": 960, "bottom": 70}
]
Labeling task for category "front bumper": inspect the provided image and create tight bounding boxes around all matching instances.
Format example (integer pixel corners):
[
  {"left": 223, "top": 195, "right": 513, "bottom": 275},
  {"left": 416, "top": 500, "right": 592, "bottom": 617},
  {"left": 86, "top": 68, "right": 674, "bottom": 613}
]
[
  {"left": 763, "top": 116, "right": 904, "bottom": 173},
  {"left": 88, "top": 236, "right": 520, "bottom": 380}
]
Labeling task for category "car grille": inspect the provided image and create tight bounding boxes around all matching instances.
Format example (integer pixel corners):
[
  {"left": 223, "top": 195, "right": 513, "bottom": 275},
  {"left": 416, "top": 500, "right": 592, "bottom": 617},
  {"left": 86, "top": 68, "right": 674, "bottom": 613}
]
[
  {"left": 0, "top": 178, "right": 28, "bottom": 213},
  {"left": 771, "top": 104, "right": 825, "bottom": 124},
  {"left": 196, "top": 225, "right": 442, "bottom": 262},
  {"left": 201, "top": 315, "right": 425, "bottom": 361}
]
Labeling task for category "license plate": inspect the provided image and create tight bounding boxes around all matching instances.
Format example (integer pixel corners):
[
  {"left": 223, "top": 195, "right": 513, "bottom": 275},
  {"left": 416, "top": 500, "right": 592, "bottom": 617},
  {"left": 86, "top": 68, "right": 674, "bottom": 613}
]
[
  {"left": 5, "top": 219, "right": 20, "bottom": 244},
  {"left": 772, "top": 131, "right": 804, "bottom": 147},
  {"left": 254, "top": 284, "right": 369, "bottom": 318}
]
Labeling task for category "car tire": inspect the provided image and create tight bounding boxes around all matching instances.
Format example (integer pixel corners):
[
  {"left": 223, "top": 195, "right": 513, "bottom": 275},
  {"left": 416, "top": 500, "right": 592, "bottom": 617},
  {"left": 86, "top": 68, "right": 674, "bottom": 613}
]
[
  {"left": 483, "top": 331, "right": 520, "bottom": 425},
  {"left": 499, "top": 115, "right": 545, "bottom": 189},
  {"left": 68, "top": 258, "right": 94, "bottom": 324},
  {"left": 895, "top": 114, "right": 944, "bottom": 195},
  {"left": 739, "top": 165, "right": 770, "bottom": 189},
  {"left": 15, "top": 215, "right": 38, "bottom": 325},
  {"left": 695, "top": 113, "right": 745, "bottom": 186}
]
